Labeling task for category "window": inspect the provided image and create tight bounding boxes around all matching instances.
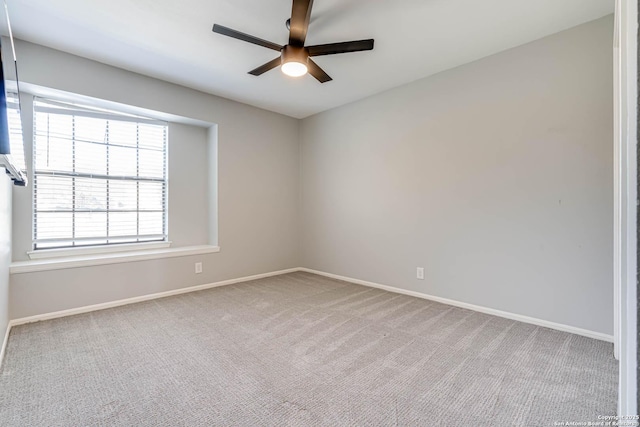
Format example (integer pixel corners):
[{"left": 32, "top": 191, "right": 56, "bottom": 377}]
[{"left": 32, "top": 98, "right": 168, "bottom": 250}]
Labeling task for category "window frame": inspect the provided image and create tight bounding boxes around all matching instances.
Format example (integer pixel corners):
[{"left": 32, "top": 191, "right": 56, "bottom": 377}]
[{"left": 31, "top": 97, "right": 169, "bottom": 253}]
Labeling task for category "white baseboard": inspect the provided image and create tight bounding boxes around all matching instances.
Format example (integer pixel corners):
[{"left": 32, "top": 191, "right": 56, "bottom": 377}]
[
  {"left": 299, "top": 268, "right": 614, "bottom": 343},
  {"left": 8, "top": 268, "right": 300, "bottom": 328},
  {"left": 0, "top": 321, "right": 10, "bottom": 369}
]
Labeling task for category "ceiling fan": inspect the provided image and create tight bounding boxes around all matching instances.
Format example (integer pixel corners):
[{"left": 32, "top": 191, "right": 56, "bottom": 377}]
[{"left": 212, "top": 0, "right": 374, "bottom": 83}]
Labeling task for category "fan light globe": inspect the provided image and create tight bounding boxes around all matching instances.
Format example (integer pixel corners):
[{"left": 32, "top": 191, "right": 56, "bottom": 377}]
[
  {"left": 280, "top": 45, "right": 308, "bottom": 78},
  {"left": 281, "top": 61, "right": 308, "bottom": 77}
]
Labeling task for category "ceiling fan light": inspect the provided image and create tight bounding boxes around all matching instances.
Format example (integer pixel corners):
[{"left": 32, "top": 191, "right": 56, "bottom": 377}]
[
  {"left": 281, "top": 61, "right": 308, "bottom": 77},
  {"left": 280, "top": 45, "right": 308, "bottom": 77}
]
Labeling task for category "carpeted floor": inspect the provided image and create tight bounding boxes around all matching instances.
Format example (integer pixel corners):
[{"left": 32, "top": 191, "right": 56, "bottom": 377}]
[{"left": 0, "top": 272, "right": 617, "bottom": 426}]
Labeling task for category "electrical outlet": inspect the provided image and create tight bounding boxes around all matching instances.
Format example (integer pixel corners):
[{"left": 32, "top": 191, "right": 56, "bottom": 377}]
[
  {"left": 195, "top": 262, "right": 203, "bottom": 274},
  {"left": 416, "top": 267, "right": 424, "bottom": 280}
]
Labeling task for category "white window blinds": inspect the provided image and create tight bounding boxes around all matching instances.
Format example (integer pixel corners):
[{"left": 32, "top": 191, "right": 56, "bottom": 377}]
[{"left": 33, "top": 98, "right": 168, "bottom": 250}]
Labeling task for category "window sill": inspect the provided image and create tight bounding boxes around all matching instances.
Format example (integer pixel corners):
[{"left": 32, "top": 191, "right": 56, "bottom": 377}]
[
  {"left": 10, "top": 245, "right": 220, "bottom": 274},
  {"left": 27, "top": 241, "right": 172, "bottom": 260}
]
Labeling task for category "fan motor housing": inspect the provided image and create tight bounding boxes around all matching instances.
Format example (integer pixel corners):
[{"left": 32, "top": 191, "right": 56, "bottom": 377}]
[{"left": 281, "top": 45, "right": 309, "bottom": 66}]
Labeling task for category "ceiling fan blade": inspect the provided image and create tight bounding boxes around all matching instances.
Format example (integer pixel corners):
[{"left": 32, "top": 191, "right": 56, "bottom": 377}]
[
  {"left": 289, "top": 0, "right": 314, "bottom": 46},
  {"left": 248, "top": 57, "right": 282, "bottom": 76},
  {"left": 307, "top": 59, "right": 332, "bottom": 83},
  {"left": 307, "top": 39, "right": 375, "bottom": 57},
  {"left": 213, "top": 24, "right": 282, "bottom": 51}
]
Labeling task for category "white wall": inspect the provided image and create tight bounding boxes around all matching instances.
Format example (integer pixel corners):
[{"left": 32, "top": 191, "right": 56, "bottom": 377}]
[
  {"left": 0, "top": 174, "right": 10, "bottom": 344},
  {"left": 300, "top": 16, "right": 614, "bottom": 335},
  {"left": 10, "top": 40, "right": 300, "bottom": 319}
]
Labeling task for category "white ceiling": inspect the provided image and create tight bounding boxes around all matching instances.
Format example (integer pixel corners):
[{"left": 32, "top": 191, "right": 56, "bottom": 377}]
[{"left": 8, "top": 0, "right": 613, "bottom": 118}]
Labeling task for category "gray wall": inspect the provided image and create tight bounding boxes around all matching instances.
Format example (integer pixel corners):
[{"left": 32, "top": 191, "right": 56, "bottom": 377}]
[
  {"left": 166, "top": 123, "right": 210, "bottom": 248},
  {"left": 0, "top": 174, "right": 10, "bottom": 340},
  {"left": 10, "top": 40, "right": 300, "bottom": 319},
  {"left": 300, "top": 16, "right": 614, "bottom": 334}
]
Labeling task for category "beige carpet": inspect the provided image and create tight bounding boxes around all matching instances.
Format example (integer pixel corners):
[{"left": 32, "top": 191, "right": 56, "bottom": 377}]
[{"left": 0, "top": 272, "right": 617, "bottom": 426}]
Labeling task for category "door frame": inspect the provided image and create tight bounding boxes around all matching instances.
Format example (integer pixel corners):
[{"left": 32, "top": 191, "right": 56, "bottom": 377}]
[{"left": 613, "top": 0, "right": 637, "bottom": 417}]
